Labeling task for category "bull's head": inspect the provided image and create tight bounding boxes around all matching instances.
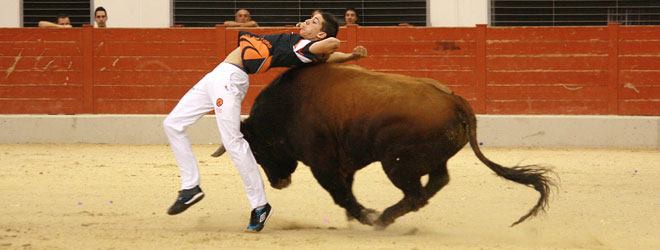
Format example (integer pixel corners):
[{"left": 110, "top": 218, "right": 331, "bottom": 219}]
[{"left": 211, "top": 120, "right": 298, "bottom": 189}]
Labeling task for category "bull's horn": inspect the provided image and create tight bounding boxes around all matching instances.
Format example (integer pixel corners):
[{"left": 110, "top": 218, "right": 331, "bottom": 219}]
[{"left": 211, "top": 144, "right": 226, "bottom": 157}]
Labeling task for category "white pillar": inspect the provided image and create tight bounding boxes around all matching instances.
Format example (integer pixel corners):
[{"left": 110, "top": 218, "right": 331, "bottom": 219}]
[
  {"left": 0, "top": 0, "right": 21, "bottom": 27},
  {"left": 428, "top": 0, "right": 487, "bottom": 27},
  {"left": 94, "top": 0, "right": 171, "bottom": 27}
]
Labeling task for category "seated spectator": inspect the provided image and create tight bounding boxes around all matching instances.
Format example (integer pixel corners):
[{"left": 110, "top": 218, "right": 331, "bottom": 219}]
[
  {"left": 344, "top": 8, "right": 359, "bottom": 26},
  {"left": 38, "top": 14, "right": 72, "bottom": 28},
  {"left": 95, "top": 6, "right": 108, "bottom": 28},
  {"left": 224, "top": 9, "right": 258, "bottom": 27}
]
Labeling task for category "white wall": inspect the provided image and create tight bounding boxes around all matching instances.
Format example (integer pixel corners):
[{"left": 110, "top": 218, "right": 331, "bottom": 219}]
[
  {"left": 0, "top": 0, "right": 485, "bottom": 28},
  {"left": 428, "top": 0, "right": 488, "bottom": 27},
  {"left": 0, "top": 0, "right": 20, "bottom": 27},
  {"left": 2, "top": 115, "right": 658, "bottom": 148},
  {"left": 94, "top": 0, "right": 171, "bottom": 27}
]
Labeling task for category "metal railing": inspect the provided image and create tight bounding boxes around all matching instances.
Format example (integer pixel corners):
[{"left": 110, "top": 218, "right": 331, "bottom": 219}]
[{"left": 491, "top": 0, "right": 660, "bottom": 26}]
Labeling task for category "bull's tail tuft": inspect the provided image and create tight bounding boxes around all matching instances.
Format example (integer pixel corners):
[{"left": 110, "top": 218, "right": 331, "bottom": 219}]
[
  {"left": 455, "top": 95, "right": 557, "bottom": 226},
  {"left": 478, "top": 160, "right": 555, "bottom": 226}
]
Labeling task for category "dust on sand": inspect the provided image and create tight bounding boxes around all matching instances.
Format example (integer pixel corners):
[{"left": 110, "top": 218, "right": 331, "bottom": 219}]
[{"left": 0, "top": 144, "right": 658, "bottom": 249}]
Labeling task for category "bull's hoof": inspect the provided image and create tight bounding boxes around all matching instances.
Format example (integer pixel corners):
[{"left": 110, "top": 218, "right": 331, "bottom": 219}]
[
  {"left": 357, "top": 208, "right": 380, "bottom": 226},
  {"left": 364, "top": 209, "right": 380, "bottom": 223},
  {"left": 345, "top": 210, "right": 355, "bottom": 221},
  {"left": 345, "top": 208, "right": 380, "bottom": 225},
  {"left": 271, "top": 176, "right": 291, "bottom": 189},
  {"left": 373, "top": 218, "right": 390, "bottom": 231}
]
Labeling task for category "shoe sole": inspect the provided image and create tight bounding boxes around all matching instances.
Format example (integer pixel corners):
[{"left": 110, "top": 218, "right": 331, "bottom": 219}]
[
  {"left": 245, "top": 207, "right": 273, "bottom": 233},
  {"left": 167, "top": 192, "right": 205, "bottom": 215}
]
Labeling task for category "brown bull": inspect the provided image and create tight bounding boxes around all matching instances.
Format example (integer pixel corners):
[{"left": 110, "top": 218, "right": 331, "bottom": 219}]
[{"left": 213, "top": 63, "right": 555, "bottom": 228}]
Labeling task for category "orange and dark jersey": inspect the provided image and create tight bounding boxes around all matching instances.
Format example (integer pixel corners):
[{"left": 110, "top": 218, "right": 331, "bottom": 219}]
[{"left": 239, "top": 31, "right": 320, "bottom": 74}]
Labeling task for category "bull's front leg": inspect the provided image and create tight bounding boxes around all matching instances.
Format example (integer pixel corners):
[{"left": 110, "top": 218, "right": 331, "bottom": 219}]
[
  {"left": 343, "top": 172, "right": 379, "bottom": 223},
  {"left": 309, "top": 166, "right": 378, "bottom": 226}
]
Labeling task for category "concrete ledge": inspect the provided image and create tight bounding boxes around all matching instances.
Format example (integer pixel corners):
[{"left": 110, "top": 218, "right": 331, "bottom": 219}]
[
  {"left": 476, "top": 115, "right": 658, "bottom": 148},
  {"left": 1, "top": 114, "right": 658, "bottom": 148}
]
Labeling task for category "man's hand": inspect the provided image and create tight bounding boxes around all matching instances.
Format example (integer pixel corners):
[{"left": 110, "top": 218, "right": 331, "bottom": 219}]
[
  {"left": 325, "top": 45, "right": 368, "bottom": 63},
  {"left": 351, "top": 46, "right": 367, "bottom": 59}
]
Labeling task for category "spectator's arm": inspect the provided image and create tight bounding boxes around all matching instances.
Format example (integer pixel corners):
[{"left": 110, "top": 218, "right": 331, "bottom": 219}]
[
  {"left": 38, "top": 21, "right": 71, "bottom": 28},
  {"left": 224, "top": 21, "right": 259, "bottom": 27},
  {"left": 243, "top": 20, "right": 259, "bottom": 27}
]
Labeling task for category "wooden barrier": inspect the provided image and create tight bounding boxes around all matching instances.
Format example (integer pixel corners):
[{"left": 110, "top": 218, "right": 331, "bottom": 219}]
[{"left": 0, "top": 24, "right": 658, "bottom": 115}]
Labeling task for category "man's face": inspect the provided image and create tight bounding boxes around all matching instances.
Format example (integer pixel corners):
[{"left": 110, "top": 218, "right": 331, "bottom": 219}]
[
  {"left": 95, "top": 10, "right": 107, "bottom": 27},
  {"left": 57, "top": 17, "right": 71, "bottom": 26},
  {"left": 345, "top": 10, "right": 357, "bottom": 25},
  {"left": 298, "top": 13, "right": 326, "bottom": 41},
  {"left": 235, "top": 9, "right": 251, "bottom": 23}
]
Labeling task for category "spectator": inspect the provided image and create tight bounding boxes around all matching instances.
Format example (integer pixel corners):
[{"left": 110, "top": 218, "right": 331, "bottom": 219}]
[
  {"left": 344, "top": 8, "right": 359, "bottom": 26},
  {"left": 95, "top": 6, "right": 108, "bottom": 28},
  {"left": 224, "top": 9, "right": 258, "bottom": 27},
  {"left": 38, "top": 14, "right": 72, "bottom": 28}
]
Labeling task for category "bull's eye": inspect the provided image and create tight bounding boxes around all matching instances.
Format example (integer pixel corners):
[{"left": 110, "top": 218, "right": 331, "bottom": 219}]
[{"left": 395, "top": 157, "right": 400, "bottom": 162}]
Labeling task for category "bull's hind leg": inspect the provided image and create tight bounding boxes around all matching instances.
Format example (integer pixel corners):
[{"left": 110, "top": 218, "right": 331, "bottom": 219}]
[
  {"left": 309, "top": 167, "right": 377, "bottom": 226},
  {"left": 424, "top": 161, "right": 450, "bottom": 198},
  {"left": 374, "top": 160, "right": 450, "bottom": 229}
]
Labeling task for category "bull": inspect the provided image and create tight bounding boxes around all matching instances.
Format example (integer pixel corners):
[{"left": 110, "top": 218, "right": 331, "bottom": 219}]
[{"left": 212, "top": 63, "right": 555, "bottom": 228}]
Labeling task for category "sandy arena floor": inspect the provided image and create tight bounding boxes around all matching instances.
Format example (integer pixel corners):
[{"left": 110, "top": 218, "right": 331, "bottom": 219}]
[{"left": 0, "top": 144, "right": 658, "bottom": 249}]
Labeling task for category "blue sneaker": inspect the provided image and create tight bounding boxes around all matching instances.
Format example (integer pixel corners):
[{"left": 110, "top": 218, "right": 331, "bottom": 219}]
[
  {"left": 246, "top": 203, "right": 272, "bottom": 232},
  {"left": 167, "top": 186, "right": 204, "bottom": 215}
]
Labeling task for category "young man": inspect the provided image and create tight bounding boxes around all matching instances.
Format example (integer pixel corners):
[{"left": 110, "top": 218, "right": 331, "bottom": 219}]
[
  {"left": 163, "top": 12, "right": 367, "bottom": 232},
  {"left": 38, "top": 14, "right": 72, "bottom": 28},
  {"left": 94, "top": 7, "right": 108, "bottom": 28},
  {"left": 344, "top": 8, "right": 359, "bottom": 26},
  {"left": 224, "top": 9, "right": 258, "bottom": 27}
]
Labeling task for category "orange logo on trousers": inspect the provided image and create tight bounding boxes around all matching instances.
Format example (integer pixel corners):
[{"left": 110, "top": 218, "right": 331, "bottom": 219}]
[{"left": 216, "top": 98, "right": 223, "bottom": 107}]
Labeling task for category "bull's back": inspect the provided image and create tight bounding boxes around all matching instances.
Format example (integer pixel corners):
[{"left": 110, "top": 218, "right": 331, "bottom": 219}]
[
  {"left": 295, "top": 64, "right": 460, "bottom": 128},
  {"left": 289, "top": 64, "right": 468, "bottom": 159}
]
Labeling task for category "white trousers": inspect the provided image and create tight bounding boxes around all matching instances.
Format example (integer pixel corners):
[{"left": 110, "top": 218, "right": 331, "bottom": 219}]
[{"left": 163, "top": 62, "right": 267, "bottom": 209}]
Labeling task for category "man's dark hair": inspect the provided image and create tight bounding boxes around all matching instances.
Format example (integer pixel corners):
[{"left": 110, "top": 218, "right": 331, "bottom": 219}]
[
  {"left": 95, "top": 6, "right": 107, "bottom": 15},
  {"left": 320, "top": 12, "right": 339, "bottom": 38},
  {"left": 56, "top": 13, "right": 69, "bottom": 20}
]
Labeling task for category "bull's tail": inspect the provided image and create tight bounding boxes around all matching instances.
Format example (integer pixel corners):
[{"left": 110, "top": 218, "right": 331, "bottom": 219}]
[{"left": 455, "top": 95, "right": 556, "bottom": 226}]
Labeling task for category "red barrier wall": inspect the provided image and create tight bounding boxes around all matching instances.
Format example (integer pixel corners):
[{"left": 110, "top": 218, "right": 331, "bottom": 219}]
[{"left": 1, "top": 24, "right": 658, "bottom": 115}]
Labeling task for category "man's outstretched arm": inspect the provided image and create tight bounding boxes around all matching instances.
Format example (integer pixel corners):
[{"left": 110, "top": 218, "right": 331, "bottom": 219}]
[{"left": 326, "top": 46, "right": 367, "bottom": 63}]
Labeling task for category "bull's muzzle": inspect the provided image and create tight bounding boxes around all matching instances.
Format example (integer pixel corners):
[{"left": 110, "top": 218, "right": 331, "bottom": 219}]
[{"left": 272, "top": 176, "right": 291, "bottom": 189}]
